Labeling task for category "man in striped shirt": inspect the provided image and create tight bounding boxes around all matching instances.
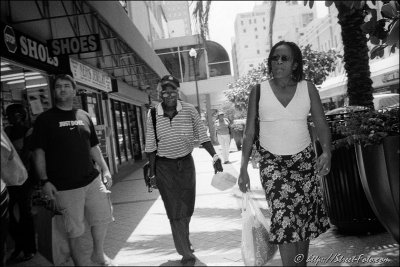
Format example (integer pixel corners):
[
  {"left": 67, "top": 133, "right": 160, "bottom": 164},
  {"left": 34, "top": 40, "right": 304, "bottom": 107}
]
[{"left": 145, "top": 75, "right": 223, "bottom": 265}]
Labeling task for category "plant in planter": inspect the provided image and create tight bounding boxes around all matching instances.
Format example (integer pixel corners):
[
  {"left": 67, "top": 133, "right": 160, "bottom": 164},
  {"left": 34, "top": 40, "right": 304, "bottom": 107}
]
[
  {"left": 333, "top": 107, "right": 399, "bottom": 149},
  {"left": 333, "top": 107, "right": 399, "bottom": 242}
]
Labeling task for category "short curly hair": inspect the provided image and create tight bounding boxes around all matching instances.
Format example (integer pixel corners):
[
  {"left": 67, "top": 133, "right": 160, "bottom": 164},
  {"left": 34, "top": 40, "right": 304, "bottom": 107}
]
[
  {"left": 267, "top": 41, "right": 304, "bottom": 82},
  {"left": 53, "top": 74, "right": 76, "bottom": 89},
  {"left": 5, "top": 103, "right": 27, "bottom": 121}
]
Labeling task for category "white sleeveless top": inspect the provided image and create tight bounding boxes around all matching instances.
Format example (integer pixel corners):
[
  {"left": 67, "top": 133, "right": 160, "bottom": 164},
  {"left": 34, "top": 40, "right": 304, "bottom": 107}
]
[{"left": 259, "top": 80, "right": 311, "bottom": 155}]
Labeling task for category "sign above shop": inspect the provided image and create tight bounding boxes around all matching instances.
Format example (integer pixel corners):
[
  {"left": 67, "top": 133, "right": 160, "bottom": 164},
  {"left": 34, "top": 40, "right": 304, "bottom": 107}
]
[
  {"left": 69, "top": 58, "right": 111, "bottom": 92},
  {"left": 4, "top": 25, "right": 17, "bottom": 53},
  {"left": 47, "top": 34, "right": 101, "bottom": 56},
  {"left": 382, "top": 70, "right": 399, "bottom": 83},
  {"left": 1, "top": 23, "right": 59, "bottom": 68}
]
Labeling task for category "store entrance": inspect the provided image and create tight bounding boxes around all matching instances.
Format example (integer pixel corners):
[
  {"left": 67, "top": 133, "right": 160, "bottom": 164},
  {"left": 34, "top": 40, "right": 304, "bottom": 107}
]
[
  {"left": 1, "top": 58, "right": 51, "bottom": 129},
  {"left": 110, "top": 99, "right": 143, "bottom": 165},
  {"left": 75, "top": 89, "right": 110, "bottom": 169}
]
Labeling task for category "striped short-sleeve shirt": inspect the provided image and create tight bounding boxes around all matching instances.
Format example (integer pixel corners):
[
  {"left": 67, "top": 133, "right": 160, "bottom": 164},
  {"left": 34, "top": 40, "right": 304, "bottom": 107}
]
[{"left": 144, "top": 101, "right": 210, "bottom": 158}]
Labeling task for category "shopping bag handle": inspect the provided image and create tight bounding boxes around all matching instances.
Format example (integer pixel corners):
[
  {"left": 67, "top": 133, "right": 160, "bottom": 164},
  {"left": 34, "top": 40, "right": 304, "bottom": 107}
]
[
  {"left": 247, "top": 191, "right": 272, "bottom": 231},
  {"left": 242, "top": 192, "right": 249, "bottom": 212}
]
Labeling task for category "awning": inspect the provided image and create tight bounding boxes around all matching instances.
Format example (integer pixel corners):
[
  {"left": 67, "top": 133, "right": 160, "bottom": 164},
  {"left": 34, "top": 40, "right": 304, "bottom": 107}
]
[
  {"left": 319, "top": 54, "right": 399, "bottom": 99},
  {"left": 0, "top": 0, "right": 169, "bottom": 93}
]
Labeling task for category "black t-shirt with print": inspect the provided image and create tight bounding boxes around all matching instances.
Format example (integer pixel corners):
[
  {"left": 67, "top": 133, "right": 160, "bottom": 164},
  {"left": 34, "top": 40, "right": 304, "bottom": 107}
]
[{"left": 31, "top": 107, "right": 99, "bottom": 190}]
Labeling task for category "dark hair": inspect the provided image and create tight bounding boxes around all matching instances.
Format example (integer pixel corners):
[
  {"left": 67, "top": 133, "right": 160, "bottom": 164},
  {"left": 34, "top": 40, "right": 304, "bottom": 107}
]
[
  {"left": 53, "top": 74, "right": 76, "bottom": 89},
  {"left": 5, "top": 103, "right": 27, "bottom": 121},
  {"left": 267, "top": 41, "right": 304, "bottom": 82}
]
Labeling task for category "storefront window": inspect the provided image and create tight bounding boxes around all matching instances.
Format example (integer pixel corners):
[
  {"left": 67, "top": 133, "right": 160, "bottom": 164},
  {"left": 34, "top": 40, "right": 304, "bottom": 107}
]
[
  {"left": 1, "top": 58, "right": 51, "bottom": 128},
  {"left": 121, "top": 102, "right": 132, "bottom": 160},
  {"left": 110, "top": 99, "right": 144, "bottom": 164},
  {"left": 128, "top": 105, "right": 142, "bottom": 160},
  {"left": 85, "top": 92, "right": 103, "bottom": 125},
  {"left": 136, "top": 106, "right": 145, "bottom": 159},
  {"left": 111, "top": 100, "right": 126, "bottom": 164}
]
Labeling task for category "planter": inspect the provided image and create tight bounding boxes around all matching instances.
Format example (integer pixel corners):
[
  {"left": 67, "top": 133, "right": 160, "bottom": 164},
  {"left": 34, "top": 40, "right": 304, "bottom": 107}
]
[
  {"left": 355, "top": 136, "right": 399, "bottom": 243},
  {"left": 318, "top": 143, "right": 384, "bottom": 234},
  {"left": 232, "top": 129, "right": 243, "bottom": 150}
]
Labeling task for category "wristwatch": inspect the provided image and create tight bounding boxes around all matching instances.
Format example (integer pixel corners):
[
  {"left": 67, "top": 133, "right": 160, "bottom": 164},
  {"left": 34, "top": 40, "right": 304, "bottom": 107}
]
[
  {"left": 212, "top": 154, "right": 220, "bottom": 163},
  {"left": 40, "top": 179, "right": 50, "bottom": 187}
]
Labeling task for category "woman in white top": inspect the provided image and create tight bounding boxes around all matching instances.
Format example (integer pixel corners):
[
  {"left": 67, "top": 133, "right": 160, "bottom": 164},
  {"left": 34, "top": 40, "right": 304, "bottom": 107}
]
[{"left": 239, "top": 41, "right": 332, "bottom": 266}]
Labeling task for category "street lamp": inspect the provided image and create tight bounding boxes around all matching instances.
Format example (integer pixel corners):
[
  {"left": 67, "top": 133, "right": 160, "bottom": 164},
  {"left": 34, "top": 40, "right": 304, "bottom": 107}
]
[{"left": 189, "top": 48, "right": 201, "bottom": 113}]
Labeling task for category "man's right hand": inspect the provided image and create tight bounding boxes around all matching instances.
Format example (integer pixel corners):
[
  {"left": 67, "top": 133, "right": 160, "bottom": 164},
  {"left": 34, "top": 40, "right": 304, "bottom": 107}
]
[
  {"left": 213, "top": 158, "right": 223, "bottom": 174},
  {"left": 42, "top": 182, "right": 58, "bottom": 200}
]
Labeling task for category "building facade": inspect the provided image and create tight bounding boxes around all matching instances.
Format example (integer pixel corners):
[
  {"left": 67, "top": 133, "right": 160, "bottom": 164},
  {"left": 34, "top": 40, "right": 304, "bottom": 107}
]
[
  {"left": 1, "top": 0, "right": 169, "bottom": 174},
  {"left": 298, "top": 2, "right": 399, "bottom": 110},
  {"left": 161, "top": 1, "right": 192, "bottom": 38},
  {"left": 153, "top": 35, "right": 233, "bottom": 144},
  {"left": 232, "top": 1, "right": 315, "bottom": 78},
  {"left": 125, "top": 1, "right": 169, "bottom": 48}
]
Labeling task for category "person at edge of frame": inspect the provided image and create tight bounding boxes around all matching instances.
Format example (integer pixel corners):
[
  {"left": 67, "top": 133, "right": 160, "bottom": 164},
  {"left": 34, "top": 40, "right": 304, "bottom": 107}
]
[{"left": 4, "top": 104, "right": 37, "bottom": 263}]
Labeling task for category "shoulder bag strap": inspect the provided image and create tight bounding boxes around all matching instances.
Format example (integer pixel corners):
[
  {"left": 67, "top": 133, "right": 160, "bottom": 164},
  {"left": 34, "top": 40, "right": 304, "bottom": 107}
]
[
  {"left": 255, "top": 84, "right": 261, "bottom": 149},
  {"left": 150, "top": 107, "right": 158, "bottom": 146}
]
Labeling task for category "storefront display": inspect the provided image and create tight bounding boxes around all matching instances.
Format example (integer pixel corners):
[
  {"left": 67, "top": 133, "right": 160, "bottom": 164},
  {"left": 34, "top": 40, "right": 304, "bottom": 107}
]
[
  {"left": 1, "top": 59, "right": 52, "bottom": 129},
  {"left": 110, "top": 99, "right": 143, "bottom": 165},
  {"left": 68, "top": 58, "right": 112, "bottom": 171}
]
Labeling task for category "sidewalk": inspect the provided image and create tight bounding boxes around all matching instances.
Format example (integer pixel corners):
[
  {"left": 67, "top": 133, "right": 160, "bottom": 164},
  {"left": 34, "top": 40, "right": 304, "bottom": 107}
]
[{"left": 8, "top": 142, "right": 399, "bottom": 266}]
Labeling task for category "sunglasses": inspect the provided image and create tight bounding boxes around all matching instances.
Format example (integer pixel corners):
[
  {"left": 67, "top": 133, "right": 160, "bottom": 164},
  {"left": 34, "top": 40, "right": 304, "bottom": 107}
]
[
  {"left": 162, "top": 92, "right": 178, "bottom": 98},
  {"left": 270, "top": 55, "right": 291, "bottom": 62}
]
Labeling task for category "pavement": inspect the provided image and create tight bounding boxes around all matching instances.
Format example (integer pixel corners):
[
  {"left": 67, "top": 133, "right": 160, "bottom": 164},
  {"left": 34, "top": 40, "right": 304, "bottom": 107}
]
[{"left": 6, "top": 142, "right": 400, "bottom": 266}]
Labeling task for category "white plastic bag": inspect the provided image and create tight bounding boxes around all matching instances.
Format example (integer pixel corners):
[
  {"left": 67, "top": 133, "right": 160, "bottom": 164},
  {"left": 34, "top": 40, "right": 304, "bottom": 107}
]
[
  {"left": 1, "top": 128, "right": 27, "bottom": 186},
  {"left": 211, "top": 172, "right": 237, "bottom": 191},
  {"left": 241, "top": 192, "right": 277, "bottom": 266}
]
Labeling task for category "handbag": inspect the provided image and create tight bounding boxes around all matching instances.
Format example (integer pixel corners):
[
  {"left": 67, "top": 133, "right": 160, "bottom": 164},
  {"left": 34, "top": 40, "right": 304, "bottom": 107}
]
[
  {"left": 35, "top": 206, "right": 71, "bottom": 265},
  {"left": 143, "top": 107, "right": 158, "bottom": 192},
  {"left": 250, "top": 84, "right": 261, "bottom": 169},
  {"left": 211, "top": 172, "right": 237, "bottom": 191},
  {"left": 241, "top": 192, "right": 277, "bottom": 266}
]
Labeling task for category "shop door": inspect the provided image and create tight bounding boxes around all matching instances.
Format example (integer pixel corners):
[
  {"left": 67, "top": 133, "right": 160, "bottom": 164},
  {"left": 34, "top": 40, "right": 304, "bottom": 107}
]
[
  {"left": 128, "top": 105, "right": 142, "bottom": 160},
  {"left": 80, "top": 91, "right": 109, "bottom": 168}
]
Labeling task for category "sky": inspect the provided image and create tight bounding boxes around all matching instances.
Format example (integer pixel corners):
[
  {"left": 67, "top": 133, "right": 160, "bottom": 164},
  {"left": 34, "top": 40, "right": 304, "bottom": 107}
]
[{"left": 206, "top": 1, "right": 329, "bottom": 57}]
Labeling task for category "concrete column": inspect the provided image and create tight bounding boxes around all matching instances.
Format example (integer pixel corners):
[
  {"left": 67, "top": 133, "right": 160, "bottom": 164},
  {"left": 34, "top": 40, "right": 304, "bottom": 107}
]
[{"left": 205, "top": 94, "right": 217, "bottom": 145}]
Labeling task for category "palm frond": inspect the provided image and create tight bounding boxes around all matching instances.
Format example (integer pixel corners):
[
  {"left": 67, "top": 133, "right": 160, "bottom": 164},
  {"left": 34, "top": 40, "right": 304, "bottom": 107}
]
[{"left": 191, "top": 0, "right": 212, "bottom": 41}]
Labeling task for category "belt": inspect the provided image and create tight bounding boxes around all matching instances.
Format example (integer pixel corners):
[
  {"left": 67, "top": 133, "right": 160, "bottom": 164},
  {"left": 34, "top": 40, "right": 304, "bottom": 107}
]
[{"left": 156, "top": 153, "right": 192, "bottom": 161}]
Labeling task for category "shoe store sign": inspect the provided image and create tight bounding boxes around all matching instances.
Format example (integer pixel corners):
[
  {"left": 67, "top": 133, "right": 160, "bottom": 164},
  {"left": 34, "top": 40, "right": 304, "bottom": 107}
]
[
  {"left": 69, "top": 58, "right": 112, "bottom": 92},
  {"left": 47, "top": 34, "right": 101, "bottom": 56},
  {"left": 2, "top": 23, "right": 59, "bottom": 67}
]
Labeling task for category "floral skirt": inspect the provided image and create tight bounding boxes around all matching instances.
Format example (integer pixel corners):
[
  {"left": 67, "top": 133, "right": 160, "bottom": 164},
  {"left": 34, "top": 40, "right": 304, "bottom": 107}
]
[{"left": 259, "top": 143, "right": 330, "bottom": 244}]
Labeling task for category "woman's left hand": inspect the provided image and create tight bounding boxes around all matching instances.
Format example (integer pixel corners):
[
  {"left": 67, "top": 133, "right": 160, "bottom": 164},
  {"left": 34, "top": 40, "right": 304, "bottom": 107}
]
[
  {"left": 315, "top": 152, "right": 331, "bottom": 176},
  {"left": 103, "top": 171, "right": 113, "bottom": 190}
]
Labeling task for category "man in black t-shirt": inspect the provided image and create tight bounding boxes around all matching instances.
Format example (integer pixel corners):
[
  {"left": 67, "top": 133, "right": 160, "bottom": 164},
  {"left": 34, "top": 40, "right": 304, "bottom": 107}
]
[{"left": 31, "top": 74, "right": 115, "bottom": 266}]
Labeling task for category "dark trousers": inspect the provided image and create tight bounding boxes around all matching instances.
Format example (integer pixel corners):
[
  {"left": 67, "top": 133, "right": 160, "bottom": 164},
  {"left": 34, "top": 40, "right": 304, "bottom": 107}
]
[
  {"left": 7, "top": 183, "right": 36, "bottom": 255},
  {"left": 170, "top": 217, "right": 193, "bottom": 258},
  {"left": 156, "top": 154, "right": 196, "bottom": 259},
  {"left": 0, "top": 189, "right": 9, "bottom": 267}
]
